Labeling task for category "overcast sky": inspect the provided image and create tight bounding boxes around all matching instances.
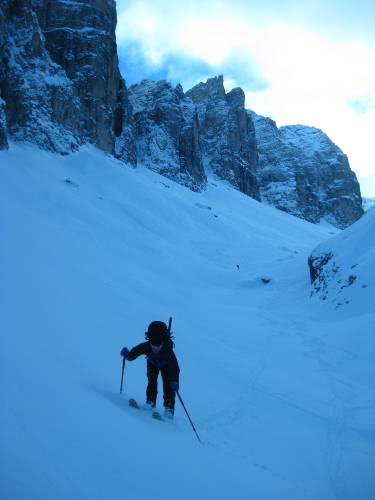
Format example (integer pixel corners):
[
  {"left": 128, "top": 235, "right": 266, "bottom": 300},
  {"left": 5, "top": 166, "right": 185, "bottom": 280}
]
[{"left": 116, "top": 0, "right": 375, "bottom": 197}]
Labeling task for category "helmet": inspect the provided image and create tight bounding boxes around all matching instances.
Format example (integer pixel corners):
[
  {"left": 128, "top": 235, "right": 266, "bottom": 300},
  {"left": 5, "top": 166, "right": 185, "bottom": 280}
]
[{"left": 147, "top": 321, "right": 167, "bottom": 346}]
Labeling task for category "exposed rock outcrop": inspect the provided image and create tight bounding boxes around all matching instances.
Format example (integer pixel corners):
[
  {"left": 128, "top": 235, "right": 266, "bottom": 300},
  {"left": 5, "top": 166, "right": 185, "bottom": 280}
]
[
  {"left": 0, "top": 0, "right": 136, "bottom": 163},
  {"left": 128, "top": 80, "right": 206, "bottom": 191},
  {"left": 308, "top": 251, "right": 334, "bottom": 296},
  {"left": 251, "top": 111, "right": 363, "bottom": 228},
  {"left": 186, "top": 76, "right": 260, "bottom": 200}
]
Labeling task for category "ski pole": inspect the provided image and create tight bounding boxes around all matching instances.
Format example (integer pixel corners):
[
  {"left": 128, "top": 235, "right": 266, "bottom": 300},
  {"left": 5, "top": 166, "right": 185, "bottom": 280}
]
[
  {"left": 176, "top": 390, "right": 201, "bottom": 443},
  {"left": 120, "top": 356, "right": 126, "bottom": 394}
]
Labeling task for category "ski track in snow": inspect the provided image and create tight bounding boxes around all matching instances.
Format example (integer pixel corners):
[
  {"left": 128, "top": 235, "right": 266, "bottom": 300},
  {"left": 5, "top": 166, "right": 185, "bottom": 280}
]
[{"left": 1, "top": 144, "right": 375, "bottom": 500}]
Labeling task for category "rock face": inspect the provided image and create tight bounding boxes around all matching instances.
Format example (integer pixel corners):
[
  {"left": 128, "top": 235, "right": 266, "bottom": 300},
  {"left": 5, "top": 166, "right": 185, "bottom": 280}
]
[
  {"left": 128, "top": 80, "right": 206, "bottom": 191},
  {"left": 0, "top": 0, "right": 136, "bottom": 163},
  {"left": 127, "top": 75, "right": 260, "bottom": 195},
  {"left": 2, "top": 0, "right": 81, "bottom": 152},
  {"left": 251, "top": 111, "right": 363, "bottom": 228},
  {"left": 186, "top": 76, "right": 260, "bottom": 200},
  {"left": 0, "top": 1, "right": 9, "bottom": 148}
]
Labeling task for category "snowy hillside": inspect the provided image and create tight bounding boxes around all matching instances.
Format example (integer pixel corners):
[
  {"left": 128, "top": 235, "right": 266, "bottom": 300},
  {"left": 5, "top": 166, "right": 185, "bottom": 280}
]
[
  {"left": 1, "top": 144, "right": 374, "bottom": 500},
  {"left": 309, "top": 205, "right": 375, "bottom": 315},
  {"left": 363, "top": 197, "right": 375, "bottom": 211}
]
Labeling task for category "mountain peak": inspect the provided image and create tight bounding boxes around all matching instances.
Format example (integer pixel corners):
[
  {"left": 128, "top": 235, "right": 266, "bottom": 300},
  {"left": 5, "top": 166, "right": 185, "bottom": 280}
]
[{"left": 186, "top": 74, "right": 226, "bottom": 104}]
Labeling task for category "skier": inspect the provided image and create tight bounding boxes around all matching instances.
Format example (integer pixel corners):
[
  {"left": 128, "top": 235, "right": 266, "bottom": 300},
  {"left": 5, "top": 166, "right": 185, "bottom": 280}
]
[{"left": 121, "top": 321, "right": 180, "bottom": 418}]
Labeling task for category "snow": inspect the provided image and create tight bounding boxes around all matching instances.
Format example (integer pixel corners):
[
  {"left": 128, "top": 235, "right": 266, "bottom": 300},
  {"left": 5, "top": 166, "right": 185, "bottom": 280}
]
[
  {"left": 279, "top": 125, "right": 335, "bottom": 157},
  {"left": 363, "top": 197, "right": 375, "bottom": 211},
  {"left": 0, "top": 143, "right": 374, "bottom": 500},
  {"left": 44, "top": 28, "right": 107, "bottom": 35},
  {"left": 310, "top": 204, "right": 375, "bottom": 316}
]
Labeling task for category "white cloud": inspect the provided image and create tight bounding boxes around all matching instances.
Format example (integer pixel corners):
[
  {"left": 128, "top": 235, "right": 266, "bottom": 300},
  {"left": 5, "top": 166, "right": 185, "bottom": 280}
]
[
  {"left": 242, "top": 26, "right": 375, "bottom": 183},
  {"left": 116, "top": 2, "right": 375, "bottom": 195}
]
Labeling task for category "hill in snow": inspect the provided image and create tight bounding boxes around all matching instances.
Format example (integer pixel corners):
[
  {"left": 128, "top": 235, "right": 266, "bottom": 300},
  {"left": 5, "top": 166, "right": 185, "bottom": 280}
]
[
  {"left": 362, "top": 197, "right": 375, "bottom": 211},
  {"left": 1, "top": 144, "right": 374, "bottom": 500},
  {"left": 309, "top": 205, "right": 375, "bottom": 315}
]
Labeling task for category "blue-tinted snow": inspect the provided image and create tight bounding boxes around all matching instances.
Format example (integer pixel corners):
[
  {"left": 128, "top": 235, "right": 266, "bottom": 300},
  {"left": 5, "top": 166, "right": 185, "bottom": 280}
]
[{"left": 0, "top": 144, "right": 374, "bottom": 500}]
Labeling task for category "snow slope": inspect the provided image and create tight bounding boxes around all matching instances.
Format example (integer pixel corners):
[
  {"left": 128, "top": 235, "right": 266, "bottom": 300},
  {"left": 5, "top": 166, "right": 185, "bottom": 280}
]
[
  {"left": 363, "top": 197, "right": 375, "bottom": 211},
  {"left": 1, "top": 144, "right": 374, "bottom": 500},
  {"left": 310, "top": 205, "right": 375, "bottom": 316}
]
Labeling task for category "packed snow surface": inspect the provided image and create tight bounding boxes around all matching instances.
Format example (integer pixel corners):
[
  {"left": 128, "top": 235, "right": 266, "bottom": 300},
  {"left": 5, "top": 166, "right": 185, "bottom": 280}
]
[{"left": 1, "top": 144, "right": 374, "bottom": 500}]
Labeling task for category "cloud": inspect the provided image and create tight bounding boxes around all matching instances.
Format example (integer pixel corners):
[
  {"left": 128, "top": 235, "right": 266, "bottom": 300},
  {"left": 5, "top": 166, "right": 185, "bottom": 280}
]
[
  {"left": 241, "top": 25, "right": 375, "bottom": 184},
  {"left": 116, "top": 0, "right": 375, "bottom": 195},
  {"left": 348, "top": 95, "right": 375, "bottom": 114},
  {"left": 116, "top": 2, "right": 268, "bottom": 92},
  {"left": 118, "top": 41, "right": 268, "bottom": 94},
  {"left": 358, "top": 172, "right": 375, "bottom": 198}
]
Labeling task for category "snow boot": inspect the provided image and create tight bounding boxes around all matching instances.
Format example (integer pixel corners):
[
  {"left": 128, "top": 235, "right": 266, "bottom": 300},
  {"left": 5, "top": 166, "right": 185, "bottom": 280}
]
[{"left": 164, "top": 407, "right": 174, "bottom": 420}]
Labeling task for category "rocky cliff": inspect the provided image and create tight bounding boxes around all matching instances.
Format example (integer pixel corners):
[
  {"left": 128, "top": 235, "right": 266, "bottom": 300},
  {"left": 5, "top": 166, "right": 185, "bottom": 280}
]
[
  {"left": 0, "top": 0, "right": 8, "bottom": 148},
  {"left": 186, "top": 76, "right": 260, "bottom": 200},
  {"left": 0, "top": 0, "right": 135, "bottom": 163},
  {"left": 251, "top": 111, "right": 364, "bottom": 228},
  {"left": 0, "top": 1, "right": 364, "bottom": 229},
  {"left": 127, "top": 76, "right": 259, "bottom": 196},
  {"left": 128, "top": 79, "right": 206, "bottom": 191}
]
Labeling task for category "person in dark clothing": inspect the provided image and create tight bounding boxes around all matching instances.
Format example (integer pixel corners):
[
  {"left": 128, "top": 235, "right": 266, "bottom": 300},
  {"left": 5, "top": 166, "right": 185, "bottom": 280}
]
[{"left": 121, "top": 321, "right": 180, "bottom": 418}]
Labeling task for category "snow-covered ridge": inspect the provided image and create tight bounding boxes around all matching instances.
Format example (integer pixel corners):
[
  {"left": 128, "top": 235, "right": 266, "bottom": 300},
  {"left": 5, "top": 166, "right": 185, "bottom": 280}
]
[
  {"left": 251, "top": 111, "right": 363, "bottom": 228},
  {"left": 279, "top": 124, "right": 336, "bottom": 155}
]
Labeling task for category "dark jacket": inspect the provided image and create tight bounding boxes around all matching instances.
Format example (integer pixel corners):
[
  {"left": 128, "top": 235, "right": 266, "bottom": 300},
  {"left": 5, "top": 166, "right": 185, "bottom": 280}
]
[{"left": 127, "top": 341, "right": 180, "bottom": 382}]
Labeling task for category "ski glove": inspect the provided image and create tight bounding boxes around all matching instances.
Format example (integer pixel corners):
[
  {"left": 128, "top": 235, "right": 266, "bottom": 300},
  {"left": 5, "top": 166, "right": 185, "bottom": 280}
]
[
  {"left": 170, "top": 381, "right": 179, "bottom": 392},
  {"left": 121, "top": 347, "right": 129, "bottom": 358}
]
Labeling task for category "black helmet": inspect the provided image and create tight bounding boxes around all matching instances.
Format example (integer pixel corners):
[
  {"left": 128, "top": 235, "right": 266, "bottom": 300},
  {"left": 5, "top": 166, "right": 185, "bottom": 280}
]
[{"left": 147, "top": 321, "right": 167, "bottom": 345}]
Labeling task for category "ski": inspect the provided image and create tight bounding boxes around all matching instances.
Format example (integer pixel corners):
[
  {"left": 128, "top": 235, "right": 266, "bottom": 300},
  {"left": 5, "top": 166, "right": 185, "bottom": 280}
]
[
  {"left": 152, "top": 410, "right": 163, "bottom": 421},
  {"left": 128, "top": 398, "right": 140, "bottom": 409},
  {"left": 128, "top": 398, "right": 164, "bottom": 421}
]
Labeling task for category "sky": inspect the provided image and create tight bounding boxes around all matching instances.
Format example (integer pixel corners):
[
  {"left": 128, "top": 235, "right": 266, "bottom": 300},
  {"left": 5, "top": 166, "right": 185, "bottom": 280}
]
[{"left": 116, "top": 0, "right": 375, "bottom": 197}]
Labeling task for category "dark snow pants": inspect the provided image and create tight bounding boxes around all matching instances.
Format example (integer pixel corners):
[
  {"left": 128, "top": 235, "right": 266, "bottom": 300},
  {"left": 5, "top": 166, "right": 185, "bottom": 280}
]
[{"left": 146, "top": 361, "right": 175, "bottom": 412}]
